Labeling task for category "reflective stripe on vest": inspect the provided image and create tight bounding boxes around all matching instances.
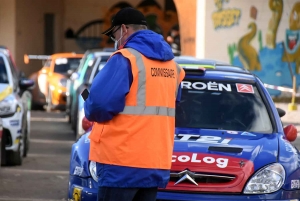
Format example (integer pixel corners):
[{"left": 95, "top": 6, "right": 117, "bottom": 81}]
[{"left": 119, "top": 48, "right": 177, "bottom": 117}]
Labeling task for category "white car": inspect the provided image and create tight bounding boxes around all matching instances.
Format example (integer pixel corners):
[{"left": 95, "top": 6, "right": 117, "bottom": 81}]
[{"left": 0, "top": 47, "right": 34, "bottom": 166}]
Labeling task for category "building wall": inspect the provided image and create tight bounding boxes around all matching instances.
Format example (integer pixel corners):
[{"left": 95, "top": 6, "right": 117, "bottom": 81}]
[
  {"left": 0, "top": 0, "right": 16, "bottom": 57},
  {"left": 203, "top": 0, "right": 300, "bottom": 96},
  {"left": 15, "top": 0, "right": 64, "bottom": 76},
  {"left": 63, "top": 0, "right": 178, "bottom": 52}
]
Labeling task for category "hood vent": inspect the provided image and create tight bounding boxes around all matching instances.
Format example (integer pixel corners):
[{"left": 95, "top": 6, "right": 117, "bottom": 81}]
[{"left": 208, "top": 146, "right": 243, "bottom": 153}]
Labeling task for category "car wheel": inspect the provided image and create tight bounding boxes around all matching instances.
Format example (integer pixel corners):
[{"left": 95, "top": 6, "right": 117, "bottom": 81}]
[
  {"left": 6, "top": 142, "right": 22, "bottom": 166},
  {"left": 75, "top": 112, "right": 82, "bottom": 140},
  {"left": 23, "top": 124, "right": 29, "bottom": 157},
  {"left": 46, "top": 88, "right": 52, "bottom": 112},
  {"left": 67, "top": 99, "right": 72, "bottom": 124},
  {"left": 1, "top": 130, "right": 7, "bottom": 166},
  {"left": 71, "top": 100, "right": 78, "bottom": 131},
  {"left": 0, "top": 134, "right": 3, "bottom": 166}
]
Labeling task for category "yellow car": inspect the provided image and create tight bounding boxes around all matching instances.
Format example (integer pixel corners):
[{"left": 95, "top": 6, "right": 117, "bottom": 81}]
[{"left": 26, "top": 53, "right": 83, "bottom": 111}]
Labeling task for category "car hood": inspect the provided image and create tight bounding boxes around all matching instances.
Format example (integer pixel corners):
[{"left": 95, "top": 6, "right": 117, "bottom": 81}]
[
  {"left": 71, "top": 127, "right": 279, "bottom": 193},
  {"left": 167, "top": 127, "right": 279, "bottom": 193},
  {"left": 0, "top": 83, "right": 12, "bottom": 101}
]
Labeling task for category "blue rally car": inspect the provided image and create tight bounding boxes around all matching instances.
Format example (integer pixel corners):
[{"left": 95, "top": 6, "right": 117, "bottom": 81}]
[{"left": 68, "top": 57, "right": 300, "bottom": 201}]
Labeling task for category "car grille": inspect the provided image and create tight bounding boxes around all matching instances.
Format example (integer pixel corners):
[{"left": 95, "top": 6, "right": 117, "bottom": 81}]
[{"left": 170, "top": 171, "right": 235, "bottom": 184}]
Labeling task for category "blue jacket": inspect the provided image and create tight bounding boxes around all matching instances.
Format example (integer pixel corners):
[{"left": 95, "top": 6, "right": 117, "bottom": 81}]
[{"left": 84, "top": 30, "right": 180, "bottom": 188}]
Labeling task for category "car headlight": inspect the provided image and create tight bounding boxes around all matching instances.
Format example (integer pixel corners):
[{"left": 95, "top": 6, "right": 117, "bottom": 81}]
[
  {"left": 59, "top": 78, "right": 67, "bottom": 87},
  {"left": 0, "top": 95, "right": 19, "bottom": 117},
  {"left": 89, "top": 161, "right": 98, "bottom": 182},
  {"left": 244, "top": 163, "right": 285, "bottom": 194}
]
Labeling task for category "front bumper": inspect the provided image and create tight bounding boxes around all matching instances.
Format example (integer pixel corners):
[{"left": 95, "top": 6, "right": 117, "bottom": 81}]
[
  {"left": 157, "top": 190, "right": 300, "bottom": 201},
  {"left": 68, "top": 175, "right": 300, "bottom": 201},
  {"left": 2, "top": 111, "right": 23, "bottom": 152},
  {"left": 68, "top": 175, "right": 97, "bottom": 201}
]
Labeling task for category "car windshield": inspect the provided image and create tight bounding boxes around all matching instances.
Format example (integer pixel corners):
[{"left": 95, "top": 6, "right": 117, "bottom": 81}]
[
  {"left": 92, "top": 56, "right": 110, "bottom": 79},
  {"left": 0, "top": 56, "right": 9, "bottom": 83},
  {"left": 54, "top": 58, "right": 81, "bottom": 74},
  {"left": 175, "top": 79, "right": 273, "bottom": 133}
]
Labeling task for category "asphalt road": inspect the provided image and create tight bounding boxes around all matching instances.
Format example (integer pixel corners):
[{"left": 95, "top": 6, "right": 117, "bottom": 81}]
[
  {"left": 0, "top": 110, "right": 74, "bottom": 201},
  {"left": 0, "top": 103, "right": 299, "bottom": 201}
]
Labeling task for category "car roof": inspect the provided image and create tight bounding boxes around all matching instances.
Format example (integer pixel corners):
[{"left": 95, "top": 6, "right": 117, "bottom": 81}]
[
  {"left": 51, "top": 52, "right": 84, "bottom": 58},
  {"left": 175, "top": 56, "right": 248, "bottom": 73}
]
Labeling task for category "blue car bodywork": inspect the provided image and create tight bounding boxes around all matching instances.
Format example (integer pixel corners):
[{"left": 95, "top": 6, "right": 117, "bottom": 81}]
[{"left": 68, "top": 57, "right": 300, "bottom": 201}]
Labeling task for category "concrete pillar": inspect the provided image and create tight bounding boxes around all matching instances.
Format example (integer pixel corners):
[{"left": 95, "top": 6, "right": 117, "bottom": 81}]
[
  {"left": 0, "top": 0, "right": 16, "bottom": 57},
  {"left": 173, "top": 0, "right": 197, "bottom": 56}
]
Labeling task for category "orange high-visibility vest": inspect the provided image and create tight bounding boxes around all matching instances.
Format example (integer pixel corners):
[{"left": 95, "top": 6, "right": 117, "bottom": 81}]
[{"left": 89, "top": 48, "right": 185, "bottom": 170}]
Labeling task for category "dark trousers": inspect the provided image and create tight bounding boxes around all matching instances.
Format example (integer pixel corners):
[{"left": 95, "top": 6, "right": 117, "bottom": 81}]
[{"left": 97, "top": 187, "right": 158, "bottom": 201}]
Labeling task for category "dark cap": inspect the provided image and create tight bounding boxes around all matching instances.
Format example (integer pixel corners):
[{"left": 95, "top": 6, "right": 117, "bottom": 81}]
[{"left": 102, "top": 7, "right": 147, "bottom": 36}]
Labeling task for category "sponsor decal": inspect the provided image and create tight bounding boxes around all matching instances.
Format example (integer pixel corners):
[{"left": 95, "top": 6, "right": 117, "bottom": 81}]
[
  {"left": 172, "top": 153, "right": 229, "bottom": 168},
  {"left": 73, "top": 166, "right": 83, "bottom": 176},
  {"left": 227, "top": 131, "right": 238, "bottom": 134},
  {"left": 291, "top": 180, "right": 300, "bottom": 189},
  {"left": 182, "top": 81, "right": 232, "bottom": 92},
  {"left": 0, "top": 86, "right": 13, "bottom": 102},
  {"left": 10, "top": 120, "right": 19, "bottom": 126},
  {"left": 236, "top": 83, "right": 254, "bottom": 93},
  {"left": 241, "top": 132, "right": 256, "bottom": 136},
  {"left": 284, "top": 140, "right": 298, "bottom": 154},
  {"left": 175, "top": 134, "right": 232, "bottom": 144}
]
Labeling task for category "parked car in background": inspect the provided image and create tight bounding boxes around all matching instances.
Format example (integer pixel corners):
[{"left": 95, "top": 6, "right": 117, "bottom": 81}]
[
  {"left": 0, "top": 46, "right": 34, "bottom": 166},
  {"left": 26, "top": 53, "right": 83, "bottom": 111},
  {"left": 66, "top": 49, "right": 112, "bottom": 134},
  {"left": 74, "top": 54, "right": 110, "bottom": 139},
  {"left": 0, "top": 118, "right": 3, "bottom": 167},
  {"left": 68, "top": 57, "right": 300, "bottom": 201}
]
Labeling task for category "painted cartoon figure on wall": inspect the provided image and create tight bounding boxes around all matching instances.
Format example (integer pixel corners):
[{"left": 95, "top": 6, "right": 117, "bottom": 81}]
[
  {"left": 266, "top": 0, "right": 283, "bottom": 49},
  {"left": 237, "top": 21, "right": 261, "bottom": 71},
  {"left": 237, "top": 6, "right": 261, "bottom": 71},
  {"left": 282, "top": 2, "right": 300, "bottom": 74},
  {"left": 229, "top": 0, "right": 300, "bottom": 97}
]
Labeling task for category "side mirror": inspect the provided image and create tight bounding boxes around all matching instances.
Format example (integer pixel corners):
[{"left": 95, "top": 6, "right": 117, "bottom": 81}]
[
  {"left": 277, "top": 108, "right": 286, "bottom": 118},
  {"left": 82, "top": 116, "right": 93, "bottom": 132},
  {"left": 70, "top": 72, "right": 79, "bottom": 81},
  {"left": 284, "top": 125, "right": 297, "bottom": 142},
  {"left": 19, "top": 78, "right": 35, "bottom": 90}
]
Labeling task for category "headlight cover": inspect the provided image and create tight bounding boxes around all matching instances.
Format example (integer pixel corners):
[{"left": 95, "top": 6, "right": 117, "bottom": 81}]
[
  {"left": 244, "top": 163, "right": 285, "bottom": 194},
  {"left": 89, "top": 161, "right": 98, "bottom": 182},
  {"left": 0, "top": 94, "right": 19, "bottom": 116}
]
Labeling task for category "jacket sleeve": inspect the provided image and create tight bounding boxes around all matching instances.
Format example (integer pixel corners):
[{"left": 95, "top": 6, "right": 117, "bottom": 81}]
[{"left": 84, "top": 53, "right": 132, "bottom": 123}]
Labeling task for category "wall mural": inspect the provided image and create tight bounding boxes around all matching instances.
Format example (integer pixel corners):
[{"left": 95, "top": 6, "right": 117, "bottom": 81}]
[
  {"left": 282, "top": 2, "right": 300, "bottom": 74},
  {"left": 66, "top": 0, "right": 180, "bottom": 54},
  {"left": 226, "top": 0, "right": 300, "bottom": 96},
  {"left": 212, "top": 0, "right": 241, "bottom": 29}
]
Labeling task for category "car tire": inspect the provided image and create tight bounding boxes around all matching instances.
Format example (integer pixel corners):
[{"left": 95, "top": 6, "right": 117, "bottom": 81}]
[
  {"left": 23, "top": 125, "right": 29, "bottom": 157},
  {"left": 75, "top": 111, "right": 82, "bottom": 140},
  {"left": 6, "top": 143, "right": 22, "bottom": 166},
  {"left": 1, "top": 130, "right": 7, "bottom": 166},
  {"left": 46, "top": 88, "right": 52, "bottom": 112},
  {"left": 71, "top": 99, "right": 78, "bottom": 132},
  {"left": 0, "top": 134, "right": 4, "bottom": 166}
]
